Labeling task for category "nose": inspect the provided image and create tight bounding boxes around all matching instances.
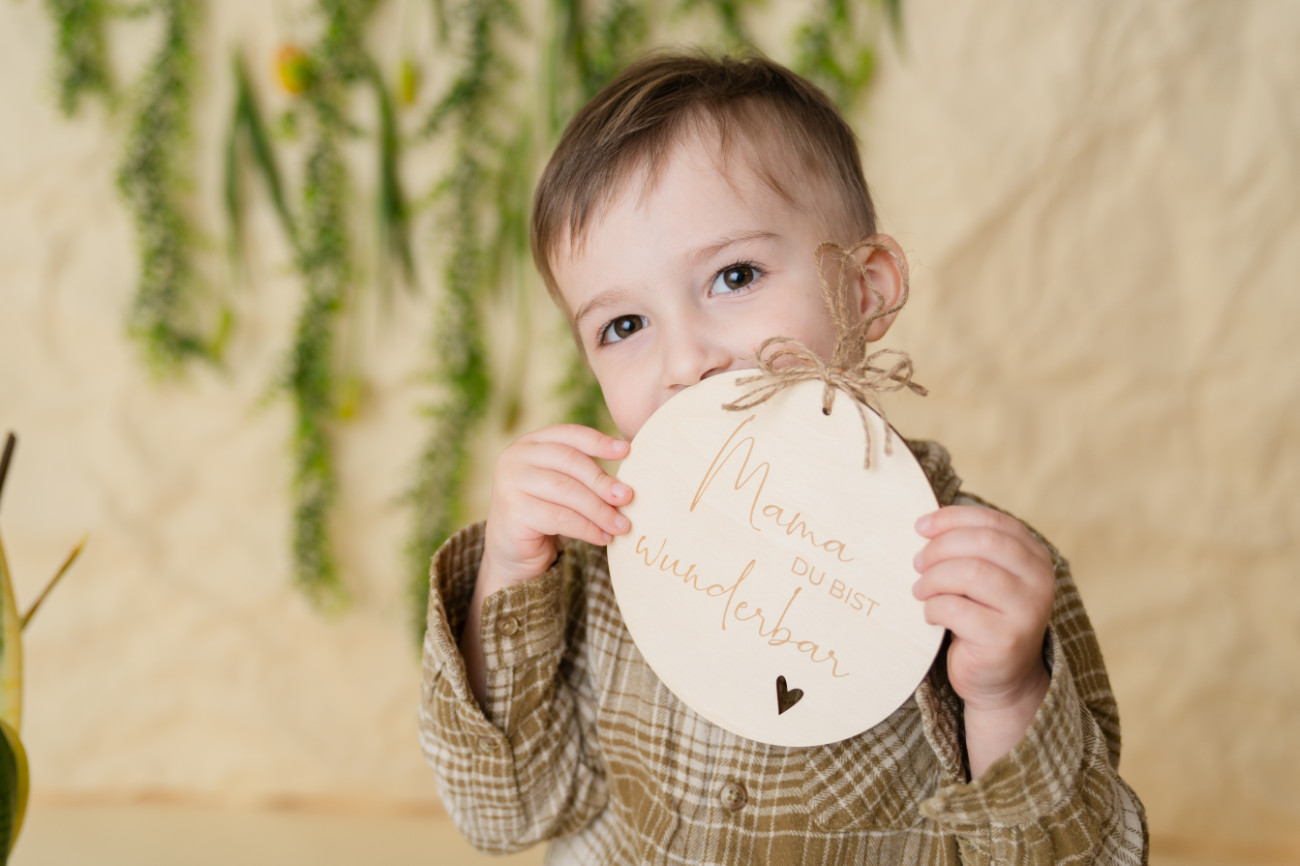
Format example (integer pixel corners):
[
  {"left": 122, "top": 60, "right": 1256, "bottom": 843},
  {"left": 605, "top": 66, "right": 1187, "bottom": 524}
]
[{"left": 661, "top": 327, "right": 735, "bottom": 391}]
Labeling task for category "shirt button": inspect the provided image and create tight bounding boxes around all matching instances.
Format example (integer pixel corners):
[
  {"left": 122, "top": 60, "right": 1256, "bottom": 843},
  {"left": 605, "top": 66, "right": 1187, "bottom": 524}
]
[
  {"left": 719, "top": 781, "right": 748, "bottom": 811},
  {"left": 497, "top": 615, "right": 520, "bottom": 636},
  {"left": 476, "top": 736, "right": 499, "bottom": 754}
]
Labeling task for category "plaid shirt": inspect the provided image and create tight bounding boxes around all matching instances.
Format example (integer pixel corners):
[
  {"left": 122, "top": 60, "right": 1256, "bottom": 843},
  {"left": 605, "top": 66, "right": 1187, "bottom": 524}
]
[{"left": 419, "top": 441, "right": 1148, "bottom": 864}]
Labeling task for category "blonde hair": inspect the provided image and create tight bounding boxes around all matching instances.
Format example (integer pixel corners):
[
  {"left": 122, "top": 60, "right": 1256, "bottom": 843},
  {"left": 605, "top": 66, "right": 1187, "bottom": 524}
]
[{"left": 531, "top": 50, "right": 878, "bottom": 302}]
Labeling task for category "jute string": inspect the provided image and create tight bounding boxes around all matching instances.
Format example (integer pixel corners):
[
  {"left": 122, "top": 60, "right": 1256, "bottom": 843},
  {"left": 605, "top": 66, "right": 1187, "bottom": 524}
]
[{"left": 721, "top": 240, "right": 927, "bottom": 468}]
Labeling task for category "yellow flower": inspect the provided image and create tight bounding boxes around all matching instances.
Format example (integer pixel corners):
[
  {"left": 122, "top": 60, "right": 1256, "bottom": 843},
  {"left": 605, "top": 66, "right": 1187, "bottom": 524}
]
[
  {"left": 399, "top": 58, "right": 420, "bottom": 107},
  {"left": 276, "top": 45, "right": 311, "bottom": 95}
]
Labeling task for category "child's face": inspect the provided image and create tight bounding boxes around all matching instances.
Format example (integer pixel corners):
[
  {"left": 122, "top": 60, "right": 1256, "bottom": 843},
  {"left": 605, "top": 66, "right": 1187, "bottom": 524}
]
[{"left": 553, "top": 138, "right": 846, "bottom": 440}]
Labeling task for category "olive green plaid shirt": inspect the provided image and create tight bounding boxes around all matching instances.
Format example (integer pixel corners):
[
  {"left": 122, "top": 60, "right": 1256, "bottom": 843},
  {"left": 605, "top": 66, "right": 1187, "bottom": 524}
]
[{"left": 418, "top": 441, "right": 1148, "bottom": 864}]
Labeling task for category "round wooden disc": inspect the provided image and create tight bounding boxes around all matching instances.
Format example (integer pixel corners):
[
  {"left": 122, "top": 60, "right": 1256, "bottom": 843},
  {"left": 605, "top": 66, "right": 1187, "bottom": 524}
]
[{"left": 606, "top": 370, "right": 945, "bottom": 747}]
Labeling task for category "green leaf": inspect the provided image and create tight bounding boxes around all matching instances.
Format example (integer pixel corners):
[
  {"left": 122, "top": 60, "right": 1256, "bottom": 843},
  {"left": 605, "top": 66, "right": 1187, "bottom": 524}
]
[
  {"left": 223, "top": 60, "right": 246, "bottom": 279},
  {"left": 20, "top": 537, "right": 86, "bottom": 631},
  {"left": 0, "top": 719, "right": 29, "bottom": 860},
  {"left": 235, "top": 53, "right": 298, "bottom": 253},
  {"left": 0, "top": 434, "right": 14, "bottom": 511},
  {"left": 368, "top": 62, "right": 416, "bottom": 294},
  {"left": 0, "top": 532, "right": 23, "bottom": 734},
  {"left": 226, "top": 49, "right": 300, "bottom": 287},
  {"left": 882, "top": 0, "right": 904, "bottom": 39}
]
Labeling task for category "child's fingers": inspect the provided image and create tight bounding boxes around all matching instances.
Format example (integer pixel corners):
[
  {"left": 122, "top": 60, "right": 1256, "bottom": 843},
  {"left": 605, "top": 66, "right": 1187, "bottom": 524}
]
[
  {"left": 513, "top": 466, "right": 631, "bottom": 538},
  {"left": 912, "top": 557, "right": 1016, "bottom": 611},
  {"left": 487, "top": 424, "right": 634, "bottom": 575},
  {"left": 920, "top": 591, "right": 1000, "bottom": 640},
  {"left": 916, "top": 506, "right": 1051, "bottom": 562},
  {"left": 521, "top": 424, "right": 630, "bottom": 462},
  {"left": 916, "top": 504, "right": 1012, "bottom": 536},
  {"left": 913, "top": 524, "right": 1043, "bottom": 582},
  {"left": 514, "top": 494, "right": 615, "bottom": 548},
  {"left": 521, "top": 440, "right": 633, "bottom": 506}
]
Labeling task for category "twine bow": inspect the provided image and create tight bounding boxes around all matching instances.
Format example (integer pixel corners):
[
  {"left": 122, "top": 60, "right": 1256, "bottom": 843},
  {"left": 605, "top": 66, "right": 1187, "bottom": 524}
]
[{"left": 722, "top": 240, "right": 927, "bottom": 468}]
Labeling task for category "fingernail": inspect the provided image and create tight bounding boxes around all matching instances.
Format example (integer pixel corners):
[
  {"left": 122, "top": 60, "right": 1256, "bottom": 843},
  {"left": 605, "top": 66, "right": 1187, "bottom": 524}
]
[
  {"left": 611, "top": 482, "right": 631, "bottom": 500},
  {"left": 617, "top": 516, "right": 631, "bottom": 532},
  {"left": 915, "top": 513, "right": 932, "bottom": 533},
  {"left": 600, "top": 531, "right": 612, "bottom": 545},
  {"left": 912, "top": 550, "right": 923, "bottom": 571}
]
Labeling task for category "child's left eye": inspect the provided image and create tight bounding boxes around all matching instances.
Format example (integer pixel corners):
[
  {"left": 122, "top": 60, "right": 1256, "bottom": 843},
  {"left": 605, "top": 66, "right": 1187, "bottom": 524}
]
[{"left": 711, "top": 263, "right": 760, "bottom": 295}]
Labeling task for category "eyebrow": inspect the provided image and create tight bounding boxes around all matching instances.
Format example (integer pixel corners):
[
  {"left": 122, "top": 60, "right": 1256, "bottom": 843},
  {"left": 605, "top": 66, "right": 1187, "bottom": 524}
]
[
  {"left": 689, "top": 230, "right": 782, "bottom": 265},
  {"left": 573, "top": 286, "right": 635, "bottom": 334},
  {"left": 570, "top": 229, "right": 783, "bottom": 332}
]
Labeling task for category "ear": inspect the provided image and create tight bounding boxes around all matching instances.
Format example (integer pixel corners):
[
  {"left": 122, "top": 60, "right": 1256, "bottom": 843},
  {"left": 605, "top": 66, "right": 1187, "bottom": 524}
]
[{"left": 845, "top": 234, "right": 909, "bottom": 343}]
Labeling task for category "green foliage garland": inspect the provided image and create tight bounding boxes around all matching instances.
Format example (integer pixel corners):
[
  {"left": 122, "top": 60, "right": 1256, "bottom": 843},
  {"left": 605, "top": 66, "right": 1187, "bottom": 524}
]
[
  {"left": 43, "top": 0, "right": 113, "bottom": 115},
  {"left": 117, "top": 0, "right": 209, "bottom": 373},
  {"left": 286, "top": 0, "right": 382, "bottom": 606},
  {"left": 678, "top": 0, "right": 756, "bottom": 52},
  {"left": 287, "top": 134, "right": 348, "bottom": 606},
  {"left": 404, "top": 0, "right": 511, "bottom": 636},
  {"left": 794, "top": 0, "right": 902, "bottom": 109},
  {"left": 549, "top": 0, "right": 647, "bottom": 116}
]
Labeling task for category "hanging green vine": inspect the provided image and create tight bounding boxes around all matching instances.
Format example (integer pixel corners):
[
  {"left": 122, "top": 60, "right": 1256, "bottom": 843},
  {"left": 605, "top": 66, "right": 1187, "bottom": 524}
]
[
  {"left": 286, "top": 134, "right": 348, "bottom": 606},
  {"left": 284, "top": 0, "right": 382, "bottom": 606},
  {"left": 404, "top": 0, "right": 512, "bottom": 636},
  {"left": 43, "top": 0, "right": 114, "bottom": 115},
  {"left": 794, "top": 0, "right": 902, "bottom": 110},
  {"left": 678, "top": 0, "right": 757, "bottom": 52},
  {"left": 117, "top": 0, "right": 210, "bottom": 374},
  {"left": 550, "top": 0, "right": 646, "bottom": 114}
]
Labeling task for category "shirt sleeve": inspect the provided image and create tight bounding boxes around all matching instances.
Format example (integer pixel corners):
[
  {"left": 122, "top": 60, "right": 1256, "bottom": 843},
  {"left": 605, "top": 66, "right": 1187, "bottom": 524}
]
[
  {"left": 417, "top": 523, "right": 607, "bottom": 854},
  {"left": 918, "top": 493, "right": 1149, "bottom": 865}
]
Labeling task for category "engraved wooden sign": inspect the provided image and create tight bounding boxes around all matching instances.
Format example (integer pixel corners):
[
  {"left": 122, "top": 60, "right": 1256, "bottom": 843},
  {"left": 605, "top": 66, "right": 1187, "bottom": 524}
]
[{"left": 606, "top": 370, "right": 945, "bottom": 747}]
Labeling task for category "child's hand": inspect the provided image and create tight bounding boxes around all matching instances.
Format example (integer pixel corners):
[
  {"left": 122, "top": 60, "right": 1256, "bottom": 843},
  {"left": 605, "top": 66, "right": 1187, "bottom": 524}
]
[
  {"left": 481, "top": 424, "right": 633, "bottom": 589},
  {"left": 911, "top": 505, "right": 1054, "bottom": 774}
]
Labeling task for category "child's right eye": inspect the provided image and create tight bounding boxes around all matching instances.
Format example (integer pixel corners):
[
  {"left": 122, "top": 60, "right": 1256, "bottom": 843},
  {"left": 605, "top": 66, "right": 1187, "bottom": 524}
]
[{"left": 599, "top": 315, "right": 648, "bottom": 345}]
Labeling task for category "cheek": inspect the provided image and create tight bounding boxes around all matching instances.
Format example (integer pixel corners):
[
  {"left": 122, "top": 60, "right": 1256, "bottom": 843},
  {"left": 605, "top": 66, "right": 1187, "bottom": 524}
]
[
  {"left": 592, "top": 371, "right": 648, "bottom": 439},
  {"left": 762, "top": 309, "right": 838, "bottom": 360},
  {"left": 609, "top": 392, "right": 658, "bottom": 440},
  {"left": 605, "top": 397, "right": 637, "bottom": 439},
  {"left": 807, "top": 317, "right": 840, "bottom": 358},
  {"left": 747, "top": 275, "right": 839, "bottom": 357},
  {"left": 790, "top": 298, "right": 841, "bottom": 356}
]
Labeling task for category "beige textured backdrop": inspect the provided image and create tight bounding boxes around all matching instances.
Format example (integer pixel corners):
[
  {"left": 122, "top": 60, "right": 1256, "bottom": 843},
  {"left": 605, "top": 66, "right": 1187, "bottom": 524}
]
[{"left": 1, "top": 1, "right": 1296, "bottom": 863}]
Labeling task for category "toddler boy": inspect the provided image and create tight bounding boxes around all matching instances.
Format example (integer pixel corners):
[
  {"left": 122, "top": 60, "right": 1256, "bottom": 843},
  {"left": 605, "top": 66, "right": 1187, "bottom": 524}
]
[{"left": 419, "top": 52, "right": 1146, "bottom": 864}]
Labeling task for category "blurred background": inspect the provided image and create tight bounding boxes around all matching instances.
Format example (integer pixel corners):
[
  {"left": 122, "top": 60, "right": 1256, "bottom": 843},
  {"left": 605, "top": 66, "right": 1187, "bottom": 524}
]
[{"left": 1, "top": 0, "right": 1297, "bottom": 863}]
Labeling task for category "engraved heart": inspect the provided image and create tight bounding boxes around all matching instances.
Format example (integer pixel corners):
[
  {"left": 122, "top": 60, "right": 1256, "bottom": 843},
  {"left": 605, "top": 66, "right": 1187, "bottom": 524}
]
[{"left": 775, "top": 675, "right": 804, "bottom": 715}]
